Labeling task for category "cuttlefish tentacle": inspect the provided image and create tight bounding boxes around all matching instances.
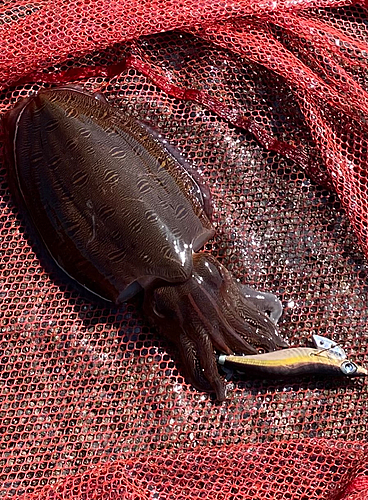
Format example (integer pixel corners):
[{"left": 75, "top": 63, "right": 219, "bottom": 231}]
[
  {"left": 240, "top": 285, "right": 283, "bottom": 324},
  {"left": 180, "top": 328, "right": 227, "bottom": 400},
  {"left": 145, "top": 252, "right": 287, "bottom": 400}
]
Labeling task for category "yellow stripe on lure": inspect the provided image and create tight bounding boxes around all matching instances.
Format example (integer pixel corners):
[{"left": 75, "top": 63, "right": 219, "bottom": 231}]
[{"left": 218, "top": 347, "right": 367, "bottom": 378}]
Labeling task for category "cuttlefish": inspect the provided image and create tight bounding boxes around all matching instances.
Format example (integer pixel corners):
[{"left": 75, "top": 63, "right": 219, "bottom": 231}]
[{"left": 3, "top": 86, "right": 288, "bottom": 400}]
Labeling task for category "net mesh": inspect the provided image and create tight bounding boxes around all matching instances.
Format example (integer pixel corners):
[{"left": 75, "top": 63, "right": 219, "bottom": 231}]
[{"left": 1, "top": 0, "right": 368, "bottom": 498}]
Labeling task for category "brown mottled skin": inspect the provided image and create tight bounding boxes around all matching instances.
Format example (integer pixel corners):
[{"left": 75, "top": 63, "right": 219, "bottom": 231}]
[{"left": 3, "top": 87, "right": 287, "bottom": 400}]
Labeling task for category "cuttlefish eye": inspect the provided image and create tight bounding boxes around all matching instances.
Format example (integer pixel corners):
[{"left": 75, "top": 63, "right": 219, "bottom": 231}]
[{"left": 340, "top": 360, "right": 358, "bottom": 375}]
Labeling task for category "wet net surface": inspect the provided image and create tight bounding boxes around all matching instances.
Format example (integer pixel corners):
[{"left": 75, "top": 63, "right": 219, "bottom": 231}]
[{"left": 1, "top": 1, "right": 368, "bottom": 499}]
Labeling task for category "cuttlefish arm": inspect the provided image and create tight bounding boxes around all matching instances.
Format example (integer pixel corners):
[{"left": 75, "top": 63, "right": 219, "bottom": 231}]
[{"left": 218, "top": 347, "right": 367, "bottom": 378}]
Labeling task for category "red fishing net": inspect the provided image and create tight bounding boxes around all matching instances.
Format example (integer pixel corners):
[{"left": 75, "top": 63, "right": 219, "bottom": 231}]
[{"left": 1, "top": 0, "right": 368, "bottom": 498}]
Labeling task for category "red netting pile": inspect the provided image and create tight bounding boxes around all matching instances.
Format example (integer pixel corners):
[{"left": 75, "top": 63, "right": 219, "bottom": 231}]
[{"left": 1, "top": 0, "right": 368, "bottom": 498}]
